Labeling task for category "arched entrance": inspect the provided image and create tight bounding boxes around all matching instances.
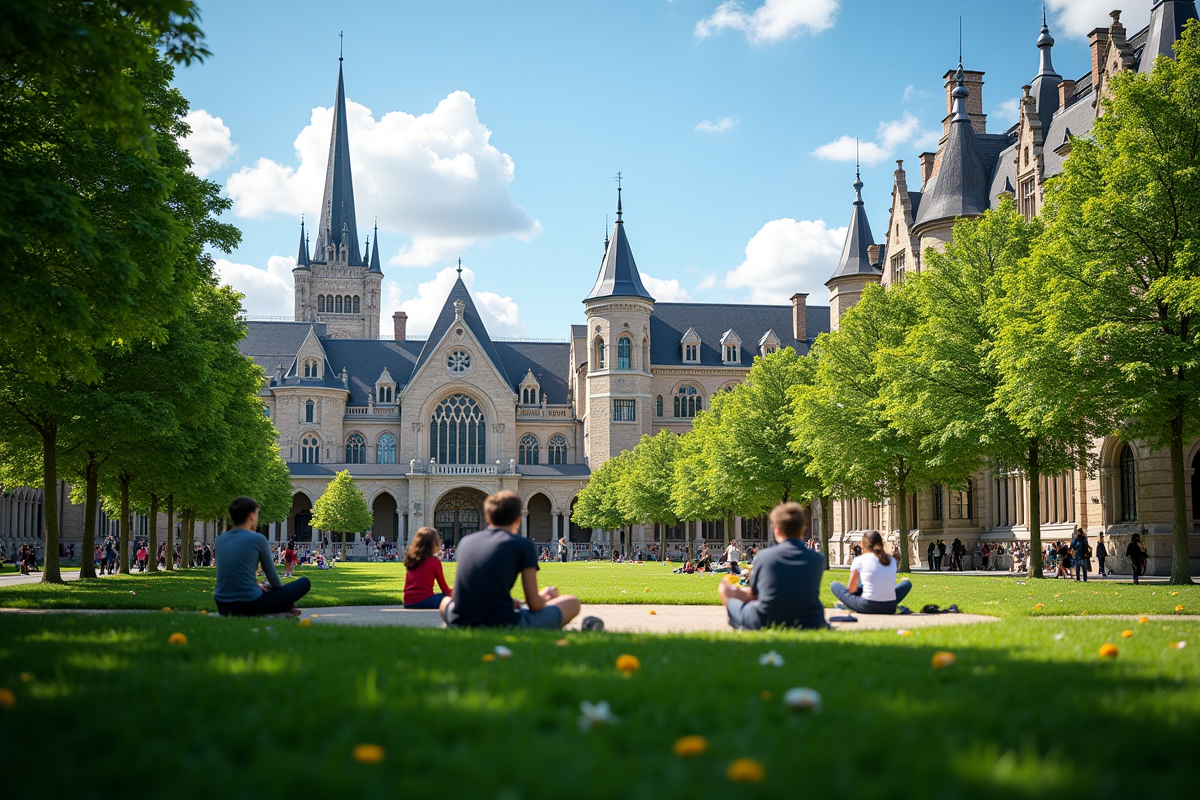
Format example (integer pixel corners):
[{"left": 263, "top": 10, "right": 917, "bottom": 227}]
[
  {"left": 569, "top": 496, "right": 587, "bottom": 542},
  {"left": 372, "top": 492, "right": 398, "bottom": 543},
  {"left": 527, "top": 493, "right": 553, "bottom": 542},
  {"left": 434, "top": 488, "right": 487, "bottom": 547},
  {"left": 288, "top": 493, "right": 313, "bottom": 543}
]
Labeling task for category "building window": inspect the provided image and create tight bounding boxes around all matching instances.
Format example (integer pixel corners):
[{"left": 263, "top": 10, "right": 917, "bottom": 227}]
[
  {"left": 950, "top": 480, "right": 973, "bottom": 520},
  {"left": 932, "top": 485, "right": 944, "bottom": 521},
  {"left": 656, "top": 395, "right": 663, "bottom": 417},
  {"left": 519, "top": 434, "right": 539, "bottom": 466},
  {"left": 318, "top": 295, "right": 326, "bottom": 313},
  {"left": 1119, "top": 444, "right": 1137, "bottom": 522},
  {"left": 378, "top": 385, "right": 393, "bottom": 403},
  {"left": 891, "top": 251, "right": 906, "bottom": 284},
  {"left": 305, "top": 399, "right": 314, "bottom": 423},
  {"left": 617, "top": 336, "right": 632, "bottom": 370},
  {"left": 724, "top": 345, "right": 739, "bottom": 363},
  {"left": 612, "top": 399, "right": 636, "bottom": 422},
  {"left": 430, "top": 394, "right": 486, "bottom": 465},
  {"left": 345, "top": 433, "right": 366, "bottom": 464},
  {"left": 547, "top": 434, "right": 567, "bottom": 465},
  {"left": 446, "top": 349, "right": 471, "bottom": 375},
  {"left": 263, "top": 405, "right": 271, "bottom": 419},
  {"left": 376, "top": 433, "right": 396, "bottom": 465},
  {"left": 674, "top": 385, "right": 701, "bottom": 418},
  {"left": 301, "top": 435, "right": 320, "bottom": 464},
  {"left": 521, "top": 386, "right": 537, "bottom": 405},
  {"left": 595, "top": 338, "right": 606, "bottom": 370},
  {"left": 335, "top": 295, "right": 343, "bottom": 314},
  {"left": 353, "top": 296, "right": 360, "bottom": 314},
  {"left": 1020, "top": 177, "right": 1037, "bottom": 220},
  {"left": 684, "top": 343, "right": 699, "bottom": 362}
]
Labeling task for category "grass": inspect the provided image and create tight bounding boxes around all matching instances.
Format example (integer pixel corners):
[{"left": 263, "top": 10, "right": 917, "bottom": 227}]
[
  {"left": 0, "top": 610, "right": 1196, "bottom": 799},
  {"left": 2, "top": 561, "right": 1197, "bottom": 618}
]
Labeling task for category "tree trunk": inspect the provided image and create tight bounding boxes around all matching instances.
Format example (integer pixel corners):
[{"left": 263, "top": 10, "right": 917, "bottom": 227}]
[
  {"left": 186, "top": 512, "right": 196, "bottom": 568},
  {"left": 118, "top": 472, "right": 131, "bottom": 575},
  {"left": 896, "top": 473, "right": 910, "bottom": 574},
  {"left": 820, "top": 494, "right": 832, "bottom": 570},
  {"left": 164, "top": 495, "right": 174, "bottom": 572},
  {"left": 1169, "top": 410, "right": 1194, "bottom": 584},
  {"left": 341, "top": 529, "right": 347, "bottom": 560},
  {"left": 723, "top": 510, "right": 733, "bottom": 549},
  {"left": 39, "top": 420, "right": 64, "bottom": 584},
  {"left": 79, "top": 453, "right": 98, "bottom": 579},
  {"left": 658, "top": 521, "right": 666, "bottom": 561},
  {"left": 1028, "top": 438, "right": 1044, "bottom": 579},
  {"left": 179, "top": 510, "right": 190, "bottom": 569},
  {"left": 147, "top": 493, "right": 159, "bottom": 572}
]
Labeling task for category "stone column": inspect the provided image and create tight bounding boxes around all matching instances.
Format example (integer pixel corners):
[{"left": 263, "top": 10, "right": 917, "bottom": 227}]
[{"left": 521, "top": 510, "right": 528, "bottom": 537}]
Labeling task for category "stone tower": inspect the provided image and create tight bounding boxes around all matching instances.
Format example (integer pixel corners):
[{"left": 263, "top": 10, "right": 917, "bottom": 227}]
[
  {"left": 582, "top": 189, "right": 654, "bottom": 467},
  {"left": 292, "top": 58, "right": 382, "bottom": 339}
]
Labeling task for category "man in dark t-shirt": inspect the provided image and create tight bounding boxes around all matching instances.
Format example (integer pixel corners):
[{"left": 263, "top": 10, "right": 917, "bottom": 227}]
[
  {"left": 441, "top": 491, "right": 581, "bottom": 629},
  {"left": 718, "top": 502, "right": 826, "bottom": 630}
]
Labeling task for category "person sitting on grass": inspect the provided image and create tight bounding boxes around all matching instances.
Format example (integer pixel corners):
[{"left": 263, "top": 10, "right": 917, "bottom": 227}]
[
  {"left": 829, "top": 530, "right": 913, "bottom": 615},
  {"left": 441, "top": 490, "right": 581, "bottom": 629},
  {"left": 718, "top": 502, "right": 826, "bottom": 631},
  {"left": 214, "top": 497, "right": 311, "bottom": 618},
  {"left": 403, "top": 527, "right": 453, "bottom": 610}
]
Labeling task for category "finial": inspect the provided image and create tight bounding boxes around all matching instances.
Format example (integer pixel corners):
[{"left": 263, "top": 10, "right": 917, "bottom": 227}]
[
  {"left": 457, "top": 257, "right": 463, "bottom": 276},
  {"left": 614, "top": 171, "right": 623, "bottom": 221},
  {"left": 958, "top": 16, "right": 963, "bottom": 73},
  {"left": 855, "top": 138, "right": 860, "bottom": 181},
  {"left": 339, "top": 31, "right": 344, "bottom": 62}
]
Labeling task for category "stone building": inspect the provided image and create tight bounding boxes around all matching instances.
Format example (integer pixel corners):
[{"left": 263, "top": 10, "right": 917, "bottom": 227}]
[{"left": 824, "top": 1, "right": 1200, "bottom": 575}]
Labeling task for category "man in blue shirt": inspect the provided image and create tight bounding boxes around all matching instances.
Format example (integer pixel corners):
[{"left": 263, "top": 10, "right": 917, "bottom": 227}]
[
  {"left": 719, "top": 502, "right": 826, "bottom": 630},
  {"left": 442, "top": 491, "right": 581, "bottom": 628},
  {"left": 214, "top": 497, "right": 311, "bottom": 617}
]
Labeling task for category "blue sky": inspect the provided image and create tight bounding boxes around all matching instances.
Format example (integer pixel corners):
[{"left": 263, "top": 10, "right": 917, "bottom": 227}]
[{"left": 175, "top": 0, "right": 1151, "bottom": 338}]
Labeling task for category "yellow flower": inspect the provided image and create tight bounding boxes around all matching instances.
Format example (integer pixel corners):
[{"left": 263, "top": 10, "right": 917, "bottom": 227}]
[
  {"left": 1175, "top": 604, "right": 1185, "bottom": 613},
  {"left": 897, "top": 629, "right": 912, "bottom": 637},
  {"left": 1098, "top": 643, "right": 1119, "bottom": 658},
  {"left": 352, "top": 744, "right": 385, "bottom": 764},
  {"left": 726, "top": 574, "right": 740, "bottom": 584},
  {"left": 161, "top": 606, "right": 172, "bottom": 612},
  {"left": 168, "top": 632, "right": 188, "bottom": 645},
  {"left": 1138, "top": 616, "right": 1149, "bottom": 624},
  {"left": 1035, "top": 603, "right": 1044, "bottom": 609},
  {"left": 482, "top": 654, "right": 496, "bottom": 662},
  {"left": 1171, "top": 591, "right": 1180, "bottom": 596},
  {"left": 555, "top": 639, "right": 569, "bottom": 647},
  {"left": 615, "top": 654, "right": 640, "bottom": 673},
  {"left": 0, "top": 688, "right": 14, "bottom": 709},
  {"left": 1121, "top": 630, "right": 1133, "bottom": 638},
  {"left": 200, "top": 610, "right": 208, "bottom": 615},
  {"left": 931, "top": 651, "right": 956, "bottom": 669},
  {"left": 1169, "top": 641, "right": 1188, "bottom": 650},
  {"left": 726, "top": 758, "right": 765, "bottom": 783},
  {"left": 644, "top": 587, "right": 651, "bottom": 592},
  {"left": 299, "top": 619, "right": 312, "bottom": 627},
  {"left": 673, "top": 736, "right": 709, "bottom": 758},
  {"left": 648, "top": 610, "right": 657, "bottom": 615}
]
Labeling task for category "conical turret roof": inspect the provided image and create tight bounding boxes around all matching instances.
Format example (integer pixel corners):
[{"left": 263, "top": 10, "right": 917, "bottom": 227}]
[
  {"left": 585, "top": 189, "right": 654, "bottom": 302},
  {"left": 914, "top": 66, "right": 990, "bottom": 230},
  {"left": 1139, "top": 1, "right": 1199, "bottom": 73},
  {"left": 828, "top": 170, "right": 880, "bottom": 283}
]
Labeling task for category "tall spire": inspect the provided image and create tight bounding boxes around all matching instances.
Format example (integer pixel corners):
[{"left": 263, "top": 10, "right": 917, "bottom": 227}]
[
  {"left": 828, "top": 169, "right": 878, "bottom": 283},
  {"left": 311, "top": 50, "right": 362, "bottom": 266},
  {"left": 368, "top": 221, "right": 382, "bottom": 273},
  {"left": 295, "top": 217, "right": 310, "bottom": 269},
  {"left": 1030, "top": 6, "right": 1062, "bottom": 130},
  {"left": 1139, "top": 1, "right": 1199, "bottom": 74},
  {"left": 585, "top": 184, "right": 653, "bottom": 302}
]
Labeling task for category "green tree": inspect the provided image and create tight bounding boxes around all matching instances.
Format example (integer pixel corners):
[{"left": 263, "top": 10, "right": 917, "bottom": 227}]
[
  {"left": 1012, "top": 23, "right": 1200, "bottom": 583},
  {"left": 884, "top": 200, "right": 1082, "bottom": 578},
  {"left": 572, "top": 452, "right": 634, "bottom": 552},
  {"left": 619, "top": 431, "right": 680, "bottom": 559},
  {"left": 310, "top": 471, "right": 374, "bottom": 559}
]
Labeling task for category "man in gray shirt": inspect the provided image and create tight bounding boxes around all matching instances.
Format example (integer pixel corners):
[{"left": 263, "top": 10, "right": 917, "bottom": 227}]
[{"left": 214, "top": 497, "right": 311, "bottom": 617}]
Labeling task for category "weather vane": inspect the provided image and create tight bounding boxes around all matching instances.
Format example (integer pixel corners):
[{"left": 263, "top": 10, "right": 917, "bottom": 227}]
[
  {"left": 457, "top": 257, "right": 463, "bottom": 276},
  {"left": 339, "top": 31, "right": 344, "bottom": 62},
  {"left": 613, "top": 171, "right": 622, "bottom": 190}
]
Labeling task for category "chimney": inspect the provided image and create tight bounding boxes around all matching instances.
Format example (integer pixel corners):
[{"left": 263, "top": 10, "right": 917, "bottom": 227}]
[
  {"left": 919, "top": 152, "right": 936, "bottom": 187},
  {"left": 1089, "top": 26, "right": 1110, "bottom": 97},
  {"left": 790, "top": 293, "right": 808, "bottom": 342},
  {"left": 1057, "top": 78, "right": 1076, "bottom": 107},
  {"left": 867, "top": 245, "right": 883, "bottom": 269},
  {"left": 942, "top": 69, "right": 987, "bottom": 134},
  {"left": 392, "top": 311, "right": 407, "bottom": 342}
]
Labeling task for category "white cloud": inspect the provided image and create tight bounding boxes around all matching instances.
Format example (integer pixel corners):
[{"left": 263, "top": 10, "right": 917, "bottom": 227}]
[
  {"left": 812, "top": 112, "right": 938, "bottom": 165},
  {"left": 723, "top": 218, "right": 846, "bottom": 304},
  {"left": 216, "top": 255, "right": 295, "bottom": 317},
  {"left": 226, "top": 91, "right": 540, "bottom": 267},
  {"left": 695, "top": 0, "right": 840, "bottom": 45},
  {"left": 994, "top": 97, "right": 1021, "bottom": 125},
  {"left": 697, "top": 274, "right": 718, "bottom": 291},
  {"left": 181, "top": 110, "right": 236, "bottom": 178},
  {"left": 387, "top": 266, "right": 525, "bottom": 339},
  {"left": 902, "top": 84, "right": 930, "bottom": 102},
  {"left": 695, "top": 116, "right": 740, "bottom": 133},
  {"left": 641, "top": 273, "right": 692, "bottom": 302},
  {"left": 1047, "top": 0, "right": 1150, "bottom": 39}
]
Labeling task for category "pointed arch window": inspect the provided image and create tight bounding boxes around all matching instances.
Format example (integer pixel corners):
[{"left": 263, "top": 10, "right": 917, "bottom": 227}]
[
  {"left": 548, "top": 434, "right": 567, "bottom": 465},
  {"left": 305, "top": 399, "right": 315, "bottom": 423},
  {"left": 1119, "top": 444, "right": 1137, "bottom": 522},
  {"left": 595, "top": 338, "right": 606, "bottom": 370},
  {"left": 617, "top": 336, "right": 632, "bottom": 370},
  {"left": 353, "top": 296, "right": 361, "bottom": 314},
  {"left": 301, "top": 435, "right": 320, "bottom": 464},
  {"left": 673, "top": 385, "right": 702, "bottom": 418},
  {"left": 303, "top": 359, "right": 319, "bottom": 378},
  {"left": 345, "top": 433, "right": 366, "bottom": 464},
  {"left": 318, "top": 296, "right": 326, "bottom": 313},
  {"left": 519, "top": 434, "right": 540, "bottom": 466},
  {"left": 656, "top": 395, "right": 663, "bottom": 417},
  {"left": 430, "top": 394, "right": 486, "bottom": 465},
  {"left": 335, "top": 295, "right": 343, "bottom": 314},
  {"left": 376, "top": 433, "right": 396, "bottom": 465}
]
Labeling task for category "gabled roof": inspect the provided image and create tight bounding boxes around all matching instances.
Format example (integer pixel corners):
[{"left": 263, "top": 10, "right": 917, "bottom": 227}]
[
  {"left": 680, "top": 326, "right": 702, "bottom": 343},
  {"left": 412, "top": 274, "right": 510, "bottom": 385},
  {"left": 650, "top": 303, "right": 829, "bottom": 365},
  {"left": 1139, "top": 1, "right": 1199, "bottom": 73},
  {"left": 585, "top": 191, "right": 654, "bottom": 302},
  {"left": 828, "top": 171, "right": 880, "bottom": 283},
  {"left": 311, "top": 61, "right": 363, "bottom": 266},
  {"left": 720, "top": 329, "right": 741, "bottom": 345},
  {"left": 758, "top": 329, "right": 781, "bottom": 348},
  {"left": 915, "top": 68, "right": 990, "bottom": 230},
  {"left": 238, "top": 321, "right": 327, "bottom": 377}
]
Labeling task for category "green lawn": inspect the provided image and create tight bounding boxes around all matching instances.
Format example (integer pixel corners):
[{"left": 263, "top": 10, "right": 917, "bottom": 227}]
[
  {"left": 2, "top": 561, "right": 1196, "bottom": 618},
  {"left": 0, "top": 611, "right": 1196, "bottom": 799}
]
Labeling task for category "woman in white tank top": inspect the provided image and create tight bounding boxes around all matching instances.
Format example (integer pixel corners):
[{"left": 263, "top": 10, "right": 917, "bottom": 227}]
[{"left": 829, "top": 530, "right": 912, "bottom": 615}]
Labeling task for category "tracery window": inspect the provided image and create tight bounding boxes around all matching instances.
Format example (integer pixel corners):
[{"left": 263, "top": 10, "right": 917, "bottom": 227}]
[
  {"left": 519, "top": 434, "right": 539, "bottom": 466},
  {"left": 430, "top": 394, "right": 486, "bottom": 465},
  {"left": 301, "top": 435, "right": 320, "bottom": 464},
  {"left": 376, "top": 433, "right": 396, "bottom": 465},
  {"left": 447, "top": 349, "right": 471, "bottom": 375},
  {"left": 617, "top": 337, "right": 632, "bottom": 370},
  {"left": 547, "top": 434, "right": 567, "bottom": 465},
  {"left": 673, "top": 385, "right": 702, "bottom": 418},
  {"left": 345, "top": 433, "right": 366, "bottom": 464}
]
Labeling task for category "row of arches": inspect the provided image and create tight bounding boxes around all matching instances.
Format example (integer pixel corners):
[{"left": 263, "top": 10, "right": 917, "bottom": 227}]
[
  {"left": 518, "top": 434, "right": 568, "bottom": 466},
  {"left": 317, "top": 294, "right": 360, "bottom": 314},
  {"left": 593, "top": 334, "right": 648, "bottom": 371}
]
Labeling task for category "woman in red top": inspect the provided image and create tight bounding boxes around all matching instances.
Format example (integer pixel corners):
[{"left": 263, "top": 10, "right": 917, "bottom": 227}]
[
  {"left": 283, "top": 540, "right": 298, "bottom": 577},
  {"left": 403, "top": 527, "right": 452, "bottom": 609}
]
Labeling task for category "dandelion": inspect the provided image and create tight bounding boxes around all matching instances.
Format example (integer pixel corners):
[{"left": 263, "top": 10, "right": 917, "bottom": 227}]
[
  {"left": 1035, "top": 603, "right": 1044, "bottom": 609},
  {"left": 0, "top": 688, "right": 14, "bottom": 709},
  {"left": 673, "top": 735, "right": 708, "bottom": 758},
  {"left": 931, "top": 651, "right": 956, "bottom": 669},
  {"left": 1176, "top": 604, "right": 1185, "bottom": 612},
  {"left": 897, "top": 629, "right": 912, "bottom": 637},
  {"left": 782, "top": 687, "right": 822, "bottom": 713},
  {"left": 759, "top": 650, "right": 785, "bottom": 667},
  {"left": 616, "top": 654, "right": 640, "bottom": 673},
  {"left": 726, "top": 574, "right": 740, "bottom": 585},
  {"left": 168, "top": 632, "right": 188, "bottom": 645},
  {"left": 494, "top": 645, "right": 513, "bottom": 659},
  {"left": 648, "top": 610, "right": 657, "bottom": 615},
  {"left": 1138, "top": 616, "right": 1149, "bottom": 624},
  {"left": 1121, "top": 630, "right": 1133, "bottom": 638},
  {"left": 1099, "top": 643, "right": 1119, "bottom": 658},
  {"left": 482, "top": 654, "right": 496, "bottom": 663},
  {"left": 578, "top": 700, "right": 616, "bottom": 732},
  {"left": 555, "top": 639, "right": 570, "bottom": 647},
  {"left": 644, "top": 587, "right": 650, "bottom": 593},
  {"left": 299, "top": 619, "right": 312, "bottom": 627},
  {"left": 1171, "top": 591, "right": 1180, "bottom": 596},
  {"left": 162, "top": 607, "right": 171, "bottom": 612},
  {"left": 1170, "top": 641, "right": 1187, "bottom": 650},
  {"left": 352, "top": 744, "right": 385, "bottom": 764},
  {"left": 726, "top": 758, "right": 765, "bottom": 783}
]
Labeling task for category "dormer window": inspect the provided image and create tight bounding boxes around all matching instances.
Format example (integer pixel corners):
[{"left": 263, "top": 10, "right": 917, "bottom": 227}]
[
  {"left": 681, "top": 327, "right": 702, "bottom": 364},
  {"left": 719, "top": 330, "right": 742, "bottom": 365},
  {"left": 303, "top": 358, "right": 320, "bottom": 378},
  {"left": 758, "top": 329, "right": 781, "bottom": 358},
  {"left": 378, "top": 385, "right": 393, "bottom": 403},
  {"left": 724, "top": 345, "right": 738, "bottom": 362},
  {"left": 375, "top": 368, "right": 396, "bottom": 404},
  {"left": 522, "top": 387, "right": 537, "bottom": 404},
  {"left": 519, "top": 369, "right": 541, "bottom": 405},
  {"left": 685, "top": 344, "right": 699, "bottom": 361}
]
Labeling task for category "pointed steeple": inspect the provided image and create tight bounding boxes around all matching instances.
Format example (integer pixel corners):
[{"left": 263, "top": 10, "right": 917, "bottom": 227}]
[
  {"left": 827, "top": 165, "right": 880, "bottom": 283},
  {"left": 294, "top": 217, "right": 310, "bottom": 269},
  {"left": 1029, "top": 8, "right": 1062, "bottom": 132},
  {"left": 368, "top": 221, "right": 382, "bottom": 273},
  {"left": 1139, "top": 1, "right": 1199, "bottom": 74},
  {"left": 585, "top": 187, "right": 654, "bottom": 302},
  {"left": 311, "top": 57, "right": 362, "bottom": 265},
  {"left": 913, "top": 60, "right": 989, "bottom": 232}
]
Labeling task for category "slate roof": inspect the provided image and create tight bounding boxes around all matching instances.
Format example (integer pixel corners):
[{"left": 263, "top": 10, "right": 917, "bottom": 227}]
[
  {"left": 585, "top": 193, "right": 653, "bottom": 301},
  {"left": 1029, "top": 16, "right": 1062, "bottom": 133},
  {"left": 240, "top": 322, "right": 327, "bottom": 375},
  {"left": 649, "top": 303, "right": 829, "bottom": 365},
  {"left": 413, "top": 275, "right": 511, "bottom": 387},
  {"left": 1139, "top": 1, "right": 1198, "bottom": 73},
  {"left": 517, "top": 464, "right": 592, "bottom": 478},
  {"left": 494, "top": 342, "right": 571, "bottom": 404},
  {"left": 310, "top": 62, "right": 363, "bottom": 266},
  {"left": 914, "top": 71, "right": 991, "bottom": 230},
  {"left": 828, "top": 174, "right": 881, "bottom": 282},
  {"left": 322, "top": 338, "right": 423, "bottom": 404}
]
